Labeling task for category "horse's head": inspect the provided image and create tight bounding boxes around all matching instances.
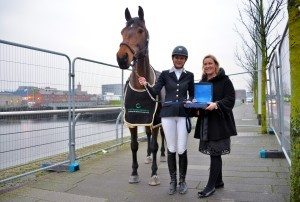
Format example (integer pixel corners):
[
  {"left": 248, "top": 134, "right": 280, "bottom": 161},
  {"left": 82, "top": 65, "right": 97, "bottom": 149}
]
[{"left": 116, "top": 6, "right": 149, "bottom": 69}]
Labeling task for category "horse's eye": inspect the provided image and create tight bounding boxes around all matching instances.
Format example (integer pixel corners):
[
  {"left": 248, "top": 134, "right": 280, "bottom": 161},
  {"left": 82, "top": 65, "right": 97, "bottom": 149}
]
[{"left": 138, "top": 28, "right": 144, "bottom": 34}]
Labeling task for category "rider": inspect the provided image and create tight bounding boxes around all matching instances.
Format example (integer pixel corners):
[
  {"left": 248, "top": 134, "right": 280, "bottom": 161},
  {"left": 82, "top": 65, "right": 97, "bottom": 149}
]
[{"left": 138, "top": 45, "right": 194, "bottom": 195}]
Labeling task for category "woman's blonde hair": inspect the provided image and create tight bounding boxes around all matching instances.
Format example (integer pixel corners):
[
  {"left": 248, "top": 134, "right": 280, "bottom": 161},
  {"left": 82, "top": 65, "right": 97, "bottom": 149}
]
[{"left": 202, "top": 54, "right": 220, "bottom": 76}]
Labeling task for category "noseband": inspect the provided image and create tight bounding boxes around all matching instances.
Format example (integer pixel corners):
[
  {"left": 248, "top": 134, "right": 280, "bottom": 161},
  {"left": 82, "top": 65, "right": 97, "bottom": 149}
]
[
  {"left": 119, "top": 42, "right": 136, "bottom": 55},
  {"left": 119, "top": 39, "right": 149, "bottom": 67}
]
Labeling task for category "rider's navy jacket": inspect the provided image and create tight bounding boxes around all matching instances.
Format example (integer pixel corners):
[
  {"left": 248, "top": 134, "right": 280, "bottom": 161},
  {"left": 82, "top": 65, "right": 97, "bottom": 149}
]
[{"left": 146, "top": 68, "right": 194, "bottom": 117}]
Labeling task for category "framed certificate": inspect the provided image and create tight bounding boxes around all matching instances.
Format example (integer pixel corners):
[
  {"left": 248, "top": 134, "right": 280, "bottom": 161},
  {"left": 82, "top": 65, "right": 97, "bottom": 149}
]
[
  {"left": 194, "top": 82, "right": 212, "bottom": 103},
  {"left": 184, "top": 82, "right": 213, "bottom": 109}
]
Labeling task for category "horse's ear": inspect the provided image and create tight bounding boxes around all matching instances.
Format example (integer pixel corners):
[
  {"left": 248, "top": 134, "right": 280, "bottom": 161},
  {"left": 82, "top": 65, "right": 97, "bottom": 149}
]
[
  {"left": 125, "top": 8, "right": 132, "bottom": 21},
  {"left": 138, "top": 6, "right": 144, "bottom": 21}
]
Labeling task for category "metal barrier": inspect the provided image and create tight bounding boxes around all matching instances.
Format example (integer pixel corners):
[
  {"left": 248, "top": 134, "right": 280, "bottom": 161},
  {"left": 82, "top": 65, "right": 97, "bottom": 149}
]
[
  {"left": 70, "top": 57, "right": 132, "bottom": 161},
  {"left": 0, "top": 40, "right": 133, "bottom": 183},
  {"left": 266, "top": 24, "right": 291, "bottom": 165},
  {"left": 0, "top": 107, "right": 121, "bottom": 183},
  {"left": 0, "top": 39, "right": 72, "bottom": 183}
]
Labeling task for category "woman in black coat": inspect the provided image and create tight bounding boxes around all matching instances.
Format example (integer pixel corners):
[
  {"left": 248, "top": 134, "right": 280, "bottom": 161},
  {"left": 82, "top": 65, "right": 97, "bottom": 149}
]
[{"left": 195, "top": 54, "right": 237, "bottom": 198}]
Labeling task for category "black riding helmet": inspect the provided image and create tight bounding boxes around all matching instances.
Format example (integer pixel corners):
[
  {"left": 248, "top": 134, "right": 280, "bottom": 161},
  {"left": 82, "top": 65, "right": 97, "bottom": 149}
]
[{"left": 172, "top": 46, "right": 188, "bottom": 58}]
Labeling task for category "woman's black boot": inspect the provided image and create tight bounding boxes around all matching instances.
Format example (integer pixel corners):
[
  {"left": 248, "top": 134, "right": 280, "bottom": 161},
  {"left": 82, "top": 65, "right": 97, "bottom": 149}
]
[
  {"left": 167, "top": 150, "right": 177, "bottom": 195},
  {"left": 178, "top": 150, "right": 188, "bottom": 194},
  {"left": 198, "top": 155, "right": 221, "bottom": 198}
]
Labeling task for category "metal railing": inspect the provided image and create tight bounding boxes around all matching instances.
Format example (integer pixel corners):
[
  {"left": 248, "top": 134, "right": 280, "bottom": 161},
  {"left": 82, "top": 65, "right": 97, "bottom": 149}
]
[
  {"left": 266, "top": 24, "right": 291, "bottom": 165},
  {"left": 70, "top": 57, "right": 133, "bottom": 160},
  {"left": 0, "top": 39, "right": 132, "bottom": 184},
  {"left": 0, "top": 39, "right": 72, "bottom": 183}
]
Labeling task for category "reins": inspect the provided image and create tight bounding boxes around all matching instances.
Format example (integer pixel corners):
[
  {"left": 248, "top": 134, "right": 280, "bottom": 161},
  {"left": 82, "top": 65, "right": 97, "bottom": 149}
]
[{"left": 131, "top": 65, "right": 159, "bottom": 103}]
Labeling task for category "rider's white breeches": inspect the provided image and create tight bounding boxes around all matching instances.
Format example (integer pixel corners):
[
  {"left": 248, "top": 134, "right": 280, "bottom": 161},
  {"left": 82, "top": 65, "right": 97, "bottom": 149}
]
[{"left": 161, "top": 117, "right": 188, "bottom": 154}]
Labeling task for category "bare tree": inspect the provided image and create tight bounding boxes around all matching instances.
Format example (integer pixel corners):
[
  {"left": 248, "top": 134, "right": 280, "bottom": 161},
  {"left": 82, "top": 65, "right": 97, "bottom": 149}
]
[
  {"left": 235, "top": 0, "right": 285, "bottom": 132},
  {"left": 234, "top": 42, "right": 257, "bottom": 95}
]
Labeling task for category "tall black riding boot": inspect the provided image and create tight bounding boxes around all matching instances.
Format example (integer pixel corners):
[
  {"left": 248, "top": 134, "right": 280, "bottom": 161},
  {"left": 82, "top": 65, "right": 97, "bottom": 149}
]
[
  {"left": 178, "top": 150, "right": 188, "bottom": 194},
  {"left": 167, "top": 150, "right": 177, "bottom": 195}
]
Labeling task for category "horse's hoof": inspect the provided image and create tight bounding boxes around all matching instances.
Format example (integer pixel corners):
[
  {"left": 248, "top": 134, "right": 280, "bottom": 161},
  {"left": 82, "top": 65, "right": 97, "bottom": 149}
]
[
  {"left": 144, "top": 156, "right": 152, "bottom": 164},
  {"left": 148, "top": 175, "right": 160, "bottom": 186},
  {"left": 129, "top": 175, "right": 140, "bottom": 184},
  {"left": 160, "top": 156, "right": 166, "bottom": 162}
]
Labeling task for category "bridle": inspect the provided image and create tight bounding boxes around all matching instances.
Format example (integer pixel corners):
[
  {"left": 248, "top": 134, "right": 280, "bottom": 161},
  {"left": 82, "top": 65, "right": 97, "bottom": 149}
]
[
  {"left": 119, "top": 38, "right": 149, "bottom": 69},
  {"left": 118, "top": 27, "right": 158, "bottom": 101},
  {"left": 119, "top": 37, "right": 160, "bottom": 103}
]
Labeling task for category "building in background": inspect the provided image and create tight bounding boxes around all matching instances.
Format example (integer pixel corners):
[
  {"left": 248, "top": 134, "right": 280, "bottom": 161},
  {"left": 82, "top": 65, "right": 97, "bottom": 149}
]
[
  {"left": 0, "top": 92, "right": 23, "bottom": 108},
  {"left": 0, "top": 84, "right": 100, "bottom": 109},
  {"left": 102, "top": 84, "right": 122, "bottom": 101}
]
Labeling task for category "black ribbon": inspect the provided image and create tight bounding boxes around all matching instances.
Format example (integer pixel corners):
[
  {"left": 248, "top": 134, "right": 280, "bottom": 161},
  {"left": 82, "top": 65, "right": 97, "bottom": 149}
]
[{"left": 186, "top": 116, "right": 191, "bottom": 133}]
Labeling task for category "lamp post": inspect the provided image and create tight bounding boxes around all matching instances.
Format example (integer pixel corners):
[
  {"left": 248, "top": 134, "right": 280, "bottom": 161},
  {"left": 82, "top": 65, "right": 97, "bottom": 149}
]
[{"left": 257, "top": 45, "right": 262, "bottom": 125}]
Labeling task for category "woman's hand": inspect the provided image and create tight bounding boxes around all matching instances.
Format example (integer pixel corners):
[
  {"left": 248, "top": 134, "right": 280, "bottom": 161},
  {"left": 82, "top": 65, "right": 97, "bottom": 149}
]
[
  {"left": 205, "top": 102, "right": 218, "bottom": 111},
  {"left": 138, "top": 77, "right": 147, "bottom": 86}
]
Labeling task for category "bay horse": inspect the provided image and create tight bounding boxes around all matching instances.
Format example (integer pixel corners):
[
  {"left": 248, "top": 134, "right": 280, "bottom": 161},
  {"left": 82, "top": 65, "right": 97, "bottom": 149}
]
[{"left": 116, "top": 6, "right": 165, "bottom": 185}]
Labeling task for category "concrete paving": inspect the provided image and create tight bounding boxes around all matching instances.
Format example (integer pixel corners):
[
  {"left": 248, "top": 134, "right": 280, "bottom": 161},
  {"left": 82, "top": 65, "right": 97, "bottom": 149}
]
[{"left": 0, "top": 103, "right": 290, "bottom": 202}]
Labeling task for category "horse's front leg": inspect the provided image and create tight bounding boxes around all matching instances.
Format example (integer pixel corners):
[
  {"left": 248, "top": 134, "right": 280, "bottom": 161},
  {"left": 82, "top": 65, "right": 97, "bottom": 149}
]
[
  {"left": 129, "top": 127, "right": 140, "bottom": 183},
  {"left": 148, "top": 127, "right": 160, "bottom": 186},
  {"left": 159, "top": 127, "right": 167, "bottom": 162},
  {"left": 145, "top": 126, "right": 152, "bottom": 164}
]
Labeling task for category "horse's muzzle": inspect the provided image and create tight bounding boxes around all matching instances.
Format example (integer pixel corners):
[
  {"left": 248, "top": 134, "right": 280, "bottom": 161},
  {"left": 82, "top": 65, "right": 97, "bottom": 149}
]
[{"left": 116, "top": 54, "right": 130, "bottom": 69}]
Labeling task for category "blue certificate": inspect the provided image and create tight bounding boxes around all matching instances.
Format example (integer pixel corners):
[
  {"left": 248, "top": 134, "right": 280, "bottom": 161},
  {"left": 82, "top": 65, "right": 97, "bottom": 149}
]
[
  {"left": 184, "top": 82, "right": 213, "bottom": 109},
  {"left": 194, "top": 82, "right": 212, "bottom": 103}
]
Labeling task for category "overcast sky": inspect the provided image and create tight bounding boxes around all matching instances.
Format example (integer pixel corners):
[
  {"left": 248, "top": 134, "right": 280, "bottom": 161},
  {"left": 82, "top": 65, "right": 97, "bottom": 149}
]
[{"left": 0, "top": 0, "right": 284, "bottom": 90}]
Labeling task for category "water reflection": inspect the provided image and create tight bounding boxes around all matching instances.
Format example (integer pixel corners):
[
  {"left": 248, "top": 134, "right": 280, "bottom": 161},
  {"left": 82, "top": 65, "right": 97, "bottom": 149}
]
[{"left": 0, "top": 118, "right": 130, "bottom": 169}]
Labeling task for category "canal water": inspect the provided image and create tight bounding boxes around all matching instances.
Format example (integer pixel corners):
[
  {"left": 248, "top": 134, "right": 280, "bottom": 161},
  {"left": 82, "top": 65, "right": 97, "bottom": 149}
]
[{"left": 0, "top": 118, "right": 131, "bottom": 169}]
